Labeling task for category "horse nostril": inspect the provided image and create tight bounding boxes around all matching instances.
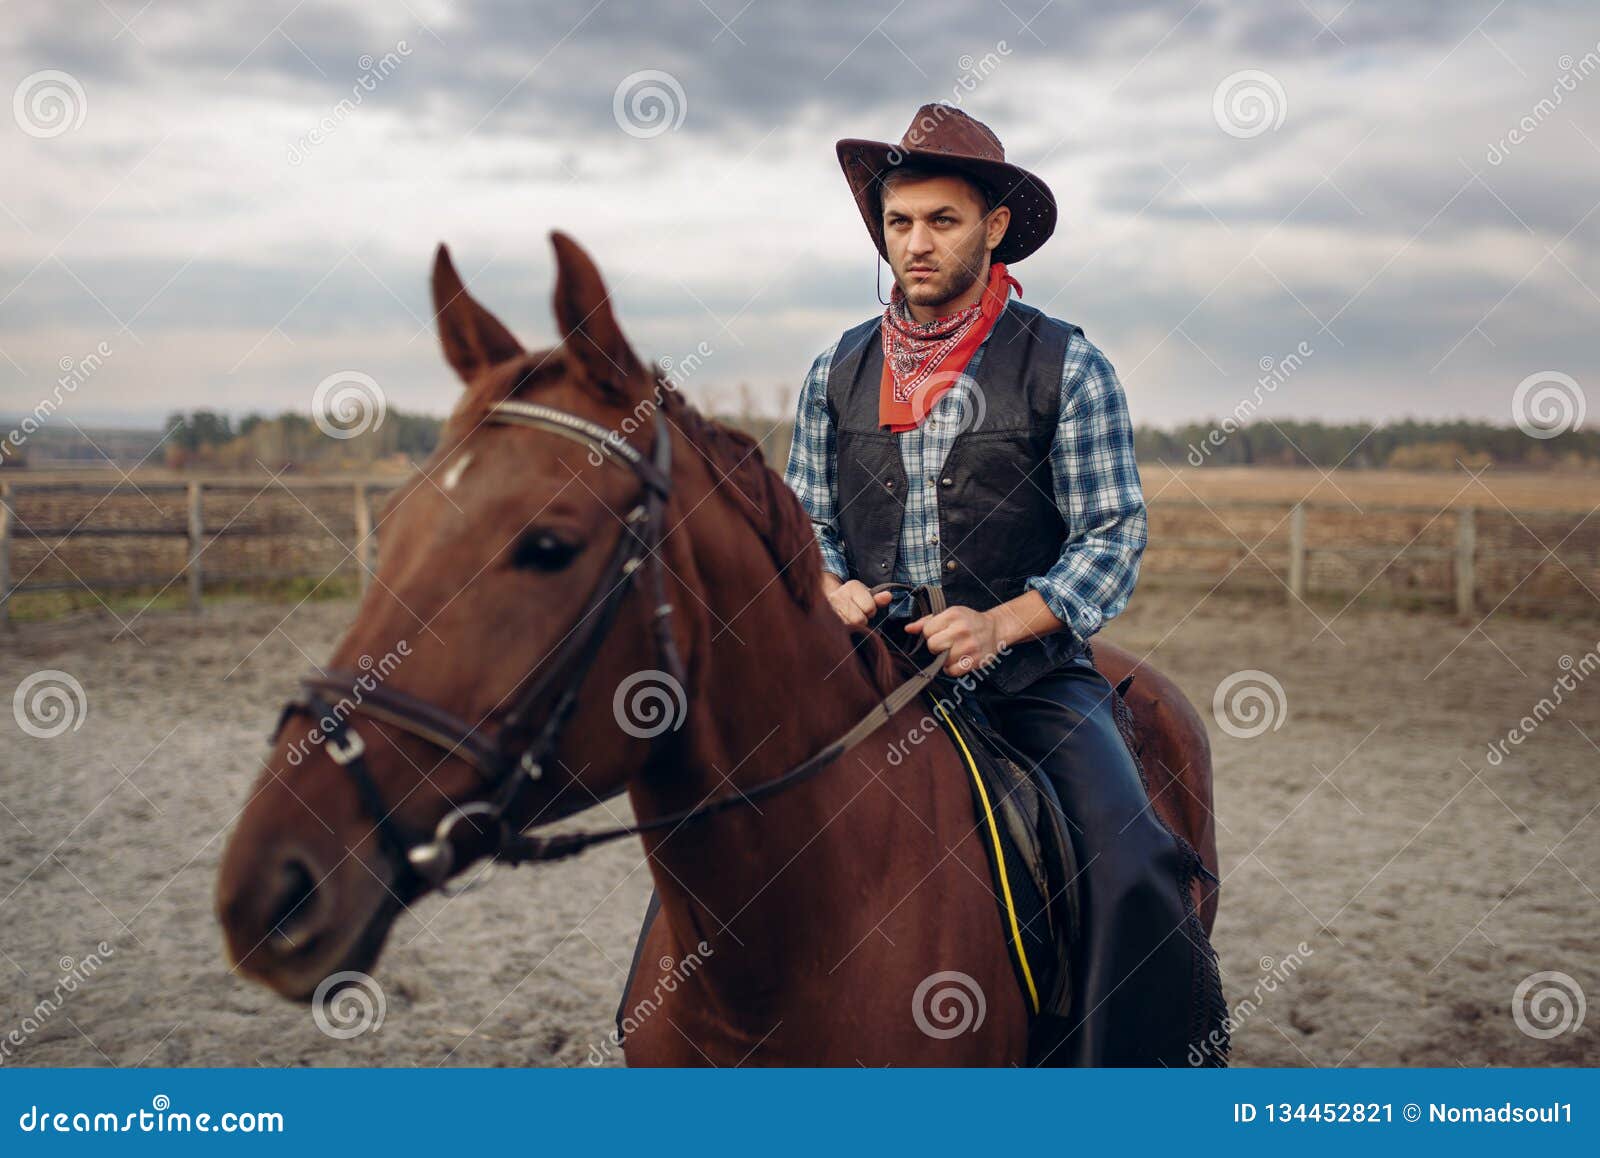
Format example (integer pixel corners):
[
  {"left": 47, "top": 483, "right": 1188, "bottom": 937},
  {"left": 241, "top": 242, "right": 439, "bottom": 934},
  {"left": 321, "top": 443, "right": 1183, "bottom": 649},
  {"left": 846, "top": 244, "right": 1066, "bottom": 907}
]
[{"left": 266, "top": 855, "right": 323, "bottom": 954}]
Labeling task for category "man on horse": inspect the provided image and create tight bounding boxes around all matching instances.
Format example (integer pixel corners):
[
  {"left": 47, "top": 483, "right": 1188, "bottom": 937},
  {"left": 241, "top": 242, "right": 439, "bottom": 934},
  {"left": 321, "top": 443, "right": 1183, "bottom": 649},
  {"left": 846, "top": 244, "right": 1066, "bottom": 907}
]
[{"left": 783, "top": 102, "right": 1219, "bottom": 1066}]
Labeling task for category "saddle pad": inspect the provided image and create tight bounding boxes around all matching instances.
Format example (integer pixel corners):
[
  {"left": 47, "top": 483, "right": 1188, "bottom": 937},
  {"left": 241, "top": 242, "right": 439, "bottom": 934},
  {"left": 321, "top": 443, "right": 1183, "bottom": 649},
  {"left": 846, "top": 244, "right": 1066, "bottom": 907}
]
[{"left": 927, "top": 691, "right": 1080, "bottom": 1022}]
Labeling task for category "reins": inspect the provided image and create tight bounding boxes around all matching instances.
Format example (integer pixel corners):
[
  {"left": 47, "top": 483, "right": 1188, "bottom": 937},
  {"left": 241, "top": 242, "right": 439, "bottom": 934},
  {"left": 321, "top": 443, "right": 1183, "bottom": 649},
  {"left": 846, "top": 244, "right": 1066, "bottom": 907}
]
[{"left": 490, "top": 643, "right": 946, "bottom": 867}]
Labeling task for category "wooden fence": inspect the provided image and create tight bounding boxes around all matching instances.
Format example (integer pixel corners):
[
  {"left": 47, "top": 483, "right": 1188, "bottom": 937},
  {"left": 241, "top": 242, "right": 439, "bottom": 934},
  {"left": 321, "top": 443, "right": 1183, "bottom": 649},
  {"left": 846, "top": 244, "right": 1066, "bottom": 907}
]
[
  {"left": 1, "top": 480, "right": 1595, "bottom": 624},
  {"left": 0, "top": 479, "right": 399, "bottom": 625},
  {"left": 1143, "top": 498, "right": 1596, "bottom": 616}
]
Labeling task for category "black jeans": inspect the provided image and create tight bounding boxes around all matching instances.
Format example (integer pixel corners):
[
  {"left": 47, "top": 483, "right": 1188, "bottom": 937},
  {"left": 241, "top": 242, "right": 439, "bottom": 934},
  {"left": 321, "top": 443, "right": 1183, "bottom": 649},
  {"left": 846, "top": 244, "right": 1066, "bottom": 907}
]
[{"left": 976, "top": 651, "right": 1202, "bottom": 1066}]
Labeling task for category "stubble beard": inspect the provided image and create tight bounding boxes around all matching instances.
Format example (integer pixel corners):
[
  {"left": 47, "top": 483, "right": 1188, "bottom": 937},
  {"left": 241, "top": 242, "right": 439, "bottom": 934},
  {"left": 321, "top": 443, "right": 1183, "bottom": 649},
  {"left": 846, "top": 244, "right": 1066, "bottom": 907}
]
[{"left": 896, "top": 230, "right": 990, "bottom": 314}]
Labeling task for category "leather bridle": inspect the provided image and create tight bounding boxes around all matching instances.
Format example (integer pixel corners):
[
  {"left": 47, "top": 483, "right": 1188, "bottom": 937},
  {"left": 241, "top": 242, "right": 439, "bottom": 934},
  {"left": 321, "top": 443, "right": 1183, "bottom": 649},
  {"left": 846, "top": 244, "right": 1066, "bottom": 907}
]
[{"left": 271, "top": 397, "right": 944, "bottom": 897}]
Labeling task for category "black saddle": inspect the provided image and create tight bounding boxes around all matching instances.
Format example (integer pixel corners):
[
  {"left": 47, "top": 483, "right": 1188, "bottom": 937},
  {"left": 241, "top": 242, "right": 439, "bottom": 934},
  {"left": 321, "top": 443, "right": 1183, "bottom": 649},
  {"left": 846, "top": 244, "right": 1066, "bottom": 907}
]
[{"left": 866, "top": 583, "right": 1083, "bottom": 1036}]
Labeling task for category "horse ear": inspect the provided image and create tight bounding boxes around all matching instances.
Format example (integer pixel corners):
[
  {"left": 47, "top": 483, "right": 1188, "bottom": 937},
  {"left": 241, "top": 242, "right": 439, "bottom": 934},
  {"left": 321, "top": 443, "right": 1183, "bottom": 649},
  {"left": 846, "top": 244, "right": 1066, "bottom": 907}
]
[
  {"left": 431, "top": 244, "right": 524, "bottom": 384},
  {"left": 550, "top": 231, "right": 645, "bottom": 400}
]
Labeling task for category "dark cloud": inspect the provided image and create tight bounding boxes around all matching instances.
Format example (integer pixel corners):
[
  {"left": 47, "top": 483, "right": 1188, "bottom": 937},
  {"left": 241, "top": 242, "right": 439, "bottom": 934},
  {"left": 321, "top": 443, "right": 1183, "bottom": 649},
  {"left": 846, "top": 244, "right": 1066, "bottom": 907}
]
[
  {"left": 16, "top": 0, "right": 1527, "bottom": 140},
  {"left": 1, "top": 0, "right": 1593, "bottom": 427}
]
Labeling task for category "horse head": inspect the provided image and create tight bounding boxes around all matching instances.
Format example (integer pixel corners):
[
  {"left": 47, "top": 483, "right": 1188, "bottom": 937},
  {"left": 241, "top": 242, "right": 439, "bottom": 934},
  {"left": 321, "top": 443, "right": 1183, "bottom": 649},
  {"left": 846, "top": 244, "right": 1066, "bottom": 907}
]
[{"left": 215, "top": 234, "right": 721, "bottom": 999}]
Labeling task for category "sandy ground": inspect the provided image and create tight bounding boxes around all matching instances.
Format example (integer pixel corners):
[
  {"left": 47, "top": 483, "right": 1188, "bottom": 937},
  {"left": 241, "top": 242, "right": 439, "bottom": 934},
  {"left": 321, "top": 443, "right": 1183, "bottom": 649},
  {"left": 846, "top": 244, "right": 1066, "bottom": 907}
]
[{"left": 1, "top": 587, "right": 1596, "bottom": 1067}]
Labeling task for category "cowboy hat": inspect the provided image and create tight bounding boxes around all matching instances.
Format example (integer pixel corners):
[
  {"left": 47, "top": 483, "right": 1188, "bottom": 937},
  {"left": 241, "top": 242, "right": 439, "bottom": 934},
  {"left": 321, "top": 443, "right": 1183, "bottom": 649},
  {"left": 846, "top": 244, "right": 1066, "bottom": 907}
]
[{"left": 836, "top": 102, "right": 1057, "bottom": 266}]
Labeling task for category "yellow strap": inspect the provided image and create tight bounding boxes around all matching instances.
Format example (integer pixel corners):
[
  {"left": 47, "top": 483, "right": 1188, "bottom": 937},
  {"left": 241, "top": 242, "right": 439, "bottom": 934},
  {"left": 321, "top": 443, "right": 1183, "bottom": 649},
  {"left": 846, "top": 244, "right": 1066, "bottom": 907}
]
[{"left": 934, "top": 701, "right": 1040, "bottom": 1013}]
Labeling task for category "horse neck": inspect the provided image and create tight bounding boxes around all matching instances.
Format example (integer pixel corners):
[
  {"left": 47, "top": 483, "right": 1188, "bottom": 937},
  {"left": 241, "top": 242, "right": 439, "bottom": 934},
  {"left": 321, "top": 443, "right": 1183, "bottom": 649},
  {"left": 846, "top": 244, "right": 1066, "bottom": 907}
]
[{"left": 626, "top": 542, "right": 943, "bottom": 1002}]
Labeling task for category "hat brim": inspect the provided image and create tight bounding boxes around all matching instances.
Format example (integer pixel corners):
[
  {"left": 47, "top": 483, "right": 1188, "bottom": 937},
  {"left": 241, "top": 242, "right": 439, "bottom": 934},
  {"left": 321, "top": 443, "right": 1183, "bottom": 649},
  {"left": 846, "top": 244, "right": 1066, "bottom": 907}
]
[{"left": 836, "top": 138, "right": 1057, "bottom": 266}]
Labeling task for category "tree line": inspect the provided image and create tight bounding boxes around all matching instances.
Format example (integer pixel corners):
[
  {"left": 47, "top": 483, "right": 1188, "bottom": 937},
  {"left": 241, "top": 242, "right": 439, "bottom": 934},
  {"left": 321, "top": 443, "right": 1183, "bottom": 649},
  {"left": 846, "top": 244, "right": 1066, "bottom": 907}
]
[
  {"left": 162, "top": 409, "right": 442, "bottom": 470},
  {"left": 1137, "top": 418, "right": 1598, "bottom": 469}
]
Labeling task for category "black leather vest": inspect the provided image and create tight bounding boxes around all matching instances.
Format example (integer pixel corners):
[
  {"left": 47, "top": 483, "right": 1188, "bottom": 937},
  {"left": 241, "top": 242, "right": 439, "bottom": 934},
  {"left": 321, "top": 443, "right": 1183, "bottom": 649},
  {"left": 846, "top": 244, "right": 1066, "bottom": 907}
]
[{"left": 824, "top": 301, "right": 1084, "bottom": 695}]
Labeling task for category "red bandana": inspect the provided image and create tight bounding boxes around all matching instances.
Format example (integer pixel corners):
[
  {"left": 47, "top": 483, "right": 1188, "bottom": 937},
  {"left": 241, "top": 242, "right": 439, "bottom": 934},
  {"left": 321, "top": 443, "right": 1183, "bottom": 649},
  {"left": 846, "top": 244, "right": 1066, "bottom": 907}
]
[{"left": 878, "top": 262, "right": 1021, "bottom": 432}]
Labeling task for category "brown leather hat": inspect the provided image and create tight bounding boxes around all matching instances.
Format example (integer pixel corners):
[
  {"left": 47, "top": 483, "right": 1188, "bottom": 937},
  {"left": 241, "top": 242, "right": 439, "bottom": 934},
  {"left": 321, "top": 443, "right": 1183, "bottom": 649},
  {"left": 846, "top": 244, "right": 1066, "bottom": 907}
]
[{"left": 836, "top": 102, "right": 1057, "bottom": 266}]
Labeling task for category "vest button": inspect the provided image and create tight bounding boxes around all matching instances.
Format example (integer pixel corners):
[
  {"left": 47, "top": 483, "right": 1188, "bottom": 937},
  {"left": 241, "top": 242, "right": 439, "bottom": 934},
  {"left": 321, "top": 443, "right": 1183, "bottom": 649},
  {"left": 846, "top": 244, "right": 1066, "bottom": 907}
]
[
  {"left": 945, "top": 559, "right": 957, "bottom": 572},
  {"left": 884, "top": 478, "right": 895, "bottom": 490},
  {"left": 940, "top": 476, "right": 953, "bottom": 487},
  {"left": 879, "top": 561, "right": 890, "bottom": 572}
]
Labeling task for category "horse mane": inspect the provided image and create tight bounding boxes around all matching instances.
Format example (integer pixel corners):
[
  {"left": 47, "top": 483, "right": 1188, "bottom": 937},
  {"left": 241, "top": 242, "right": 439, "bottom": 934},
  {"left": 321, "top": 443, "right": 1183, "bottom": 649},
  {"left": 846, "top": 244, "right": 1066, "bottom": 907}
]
[
  {"left": 654, "top": 382, "right": 821, "bottom": 612},
  {"left": 654, "top": 383, "right": 906, "bottom": 697}
]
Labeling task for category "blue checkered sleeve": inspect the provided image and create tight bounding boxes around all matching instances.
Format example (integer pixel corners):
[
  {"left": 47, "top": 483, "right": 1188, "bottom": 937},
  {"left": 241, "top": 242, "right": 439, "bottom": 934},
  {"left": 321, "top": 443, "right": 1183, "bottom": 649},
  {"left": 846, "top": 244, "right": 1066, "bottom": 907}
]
[
  {"left": 783, "top": 341, "right": 852, "bottom": 580},
  {"left": 1024, "top": 333, "right": 1148, "bottom": 644}
]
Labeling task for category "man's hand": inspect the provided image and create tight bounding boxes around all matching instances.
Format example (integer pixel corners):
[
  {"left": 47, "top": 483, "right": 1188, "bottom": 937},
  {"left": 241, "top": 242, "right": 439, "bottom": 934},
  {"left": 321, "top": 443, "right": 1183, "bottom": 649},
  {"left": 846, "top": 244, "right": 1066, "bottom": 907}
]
[
  {"left": 904, "top": 605, "right": 1004, "bottom": 676},
  {"left": 824, "top": 577, "right": 894, "bottom": 629}
]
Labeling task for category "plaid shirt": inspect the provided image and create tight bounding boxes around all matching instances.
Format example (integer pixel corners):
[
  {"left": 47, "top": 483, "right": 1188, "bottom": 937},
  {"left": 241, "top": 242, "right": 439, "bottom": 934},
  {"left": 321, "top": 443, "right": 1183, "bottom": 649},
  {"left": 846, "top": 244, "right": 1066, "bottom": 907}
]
[{"left": 783, "top": 303, "right": 1147, "bottom": 644}]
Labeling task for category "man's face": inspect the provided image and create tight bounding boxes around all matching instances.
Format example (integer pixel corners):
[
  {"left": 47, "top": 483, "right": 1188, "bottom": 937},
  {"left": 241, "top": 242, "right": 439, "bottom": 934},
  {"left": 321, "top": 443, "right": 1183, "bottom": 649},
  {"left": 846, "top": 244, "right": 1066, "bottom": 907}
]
[{"left": 880, "top": 174, "right": 1009, "bottom": 312}]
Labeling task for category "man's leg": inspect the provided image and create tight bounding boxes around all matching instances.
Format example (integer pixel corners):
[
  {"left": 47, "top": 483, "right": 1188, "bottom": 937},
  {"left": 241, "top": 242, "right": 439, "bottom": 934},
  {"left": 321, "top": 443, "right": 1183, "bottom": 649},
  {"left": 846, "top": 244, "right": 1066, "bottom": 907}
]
[{"left": 979, "top": 654, "right": 1206, "bottom": 1067}]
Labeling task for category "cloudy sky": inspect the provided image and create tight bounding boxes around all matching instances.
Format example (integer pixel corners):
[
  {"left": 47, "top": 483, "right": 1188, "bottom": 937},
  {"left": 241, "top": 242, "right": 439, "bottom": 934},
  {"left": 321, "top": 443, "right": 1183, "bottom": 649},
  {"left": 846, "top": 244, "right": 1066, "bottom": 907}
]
[{"left": 2, "top": 0, "right": 1597, "bottom": 430}]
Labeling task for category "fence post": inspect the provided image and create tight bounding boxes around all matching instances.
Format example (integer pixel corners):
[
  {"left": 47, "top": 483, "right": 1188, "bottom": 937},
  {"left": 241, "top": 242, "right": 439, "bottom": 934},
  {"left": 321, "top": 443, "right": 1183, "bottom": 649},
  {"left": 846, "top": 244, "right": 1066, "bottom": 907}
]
[
  {"left": 1455, "top": 505, "right": 1476, "bottom": 616},
  {"left": 0, "top": 481, "right": 12, "bottom": 628},
  {"left": 1287, "top": 502, "right": 1307, "bottom": 605},
  {"left": 353, "top": 482, "right": 372, "bottom": 594},
  {"left": 187, "top": 481, "right": 204, "bottom": 613}
]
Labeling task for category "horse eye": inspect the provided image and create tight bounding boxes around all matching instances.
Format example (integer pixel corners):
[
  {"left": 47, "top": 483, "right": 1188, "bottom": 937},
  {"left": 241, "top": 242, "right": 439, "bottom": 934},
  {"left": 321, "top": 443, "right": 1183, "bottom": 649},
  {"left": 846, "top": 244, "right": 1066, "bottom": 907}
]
[{"left": 509, "top": 528, "right": 580, "bottom": 571}]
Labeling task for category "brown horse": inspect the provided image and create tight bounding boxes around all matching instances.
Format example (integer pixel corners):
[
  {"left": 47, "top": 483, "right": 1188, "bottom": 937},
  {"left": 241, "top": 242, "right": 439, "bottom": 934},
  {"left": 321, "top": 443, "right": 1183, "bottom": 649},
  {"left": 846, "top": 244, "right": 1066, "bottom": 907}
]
[{"left": 215, "top": 233, "right": 1219, "bottom": 1065}]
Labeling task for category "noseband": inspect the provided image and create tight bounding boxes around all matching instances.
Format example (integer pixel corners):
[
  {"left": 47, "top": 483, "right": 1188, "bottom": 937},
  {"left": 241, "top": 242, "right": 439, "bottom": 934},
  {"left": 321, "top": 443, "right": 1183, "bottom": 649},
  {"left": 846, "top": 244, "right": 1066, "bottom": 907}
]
[{"left": 272, "top": 398, "right": 944, "bottom": 896}]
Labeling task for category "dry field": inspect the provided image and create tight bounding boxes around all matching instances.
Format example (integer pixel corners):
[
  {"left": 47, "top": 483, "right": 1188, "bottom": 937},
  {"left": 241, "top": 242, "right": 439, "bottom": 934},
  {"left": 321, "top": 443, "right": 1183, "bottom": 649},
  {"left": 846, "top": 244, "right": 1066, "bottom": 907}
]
[
  {"left": 0, "top": 584, "right": 1595, "bottom": 1068},
  {"left": 1140, "top": 464, "right": 1600, "bottom": 512}
]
